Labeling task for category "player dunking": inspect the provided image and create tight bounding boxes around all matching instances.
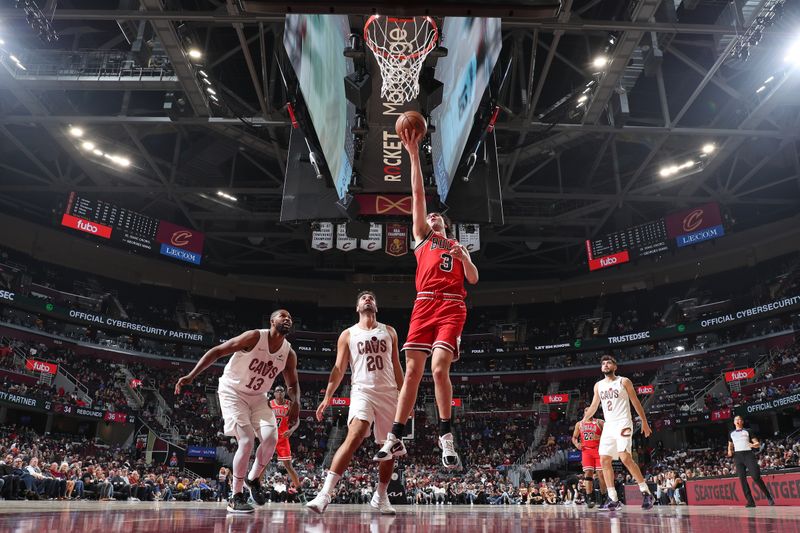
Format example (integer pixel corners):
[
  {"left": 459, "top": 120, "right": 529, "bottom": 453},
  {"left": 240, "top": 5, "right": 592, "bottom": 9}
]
[
  {"left": 583, "top": 355, "right": 654, "bottom": 511},
  {"left": 307, "top": 290, "right": 404, "bottom": 514},
  {"left": 374, "top": 126, "right": 479, "bottom": 469},
  {"left": 175, "top": 310, "right": 300, "bottom": 513},
  {"left": 270, "top": 386, "right": 301, "bottom": 492},
  {"left": 572, "top": 408, "right": 607, "bottom": 508}
]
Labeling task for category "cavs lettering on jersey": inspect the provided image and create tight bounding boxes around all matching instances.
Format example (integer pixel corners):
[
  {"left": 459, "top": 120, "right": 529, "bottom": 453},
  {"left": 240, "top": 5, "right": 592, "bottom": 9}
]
[
  {"left": 270, "top": 399, "right": 290, "bottom": 436},
  {"left": 580, "top": 420, "right": 602, "bottom": 449},
  {"left": 597, "top": 376, "right": 632, "bottom": 427},
  {"left": 348, "top": 323, "right": 395, "bottom": 392},
  {"left": 413, "top": 231, "right": 466, "bottom": 297},
  {"left": 218, "top": 329, "right": 291, "bottom": 395}
]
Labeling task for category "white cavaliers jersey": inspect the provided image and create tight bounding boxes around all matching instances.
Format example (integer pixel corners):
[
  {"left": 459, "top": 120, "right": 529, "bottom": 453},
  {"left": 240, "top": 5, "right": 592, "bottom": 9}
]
[
  {"left": 348, "top": 323, "right": 395, "bottom": 392},
  {"left": 597, "top": 376, "right": 632, "bottom": 427},
  {"left": 219, "top": 330, "right": 291, "bottom": 395}
]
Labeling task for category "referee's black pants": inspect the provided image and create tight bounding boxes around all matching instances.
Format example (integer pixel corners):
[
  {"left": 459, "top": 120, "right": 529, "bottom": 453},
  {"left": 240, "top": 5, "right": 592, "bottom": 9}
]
[{"left": 734, "top": 451, "right": 772, "bottom": 504}]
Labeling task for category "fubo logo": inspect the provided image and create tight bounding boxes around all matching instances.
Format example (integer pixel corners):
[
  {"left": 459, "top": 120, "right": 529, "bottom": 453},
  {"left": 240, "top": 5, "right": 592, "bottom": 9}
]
[
  {"left": 600, "top": 256, "right": 617, "bottom": 267},
  {"left": 61, "top": 213, "right": 112, "bottom": 239}
]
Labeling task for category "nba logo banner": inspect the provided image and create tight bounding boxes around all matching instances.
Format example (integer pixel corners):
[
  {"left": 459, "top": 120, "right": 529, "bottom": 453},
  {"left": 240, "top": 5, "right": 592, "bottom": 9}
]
[
  {"left": 359, "top": 223, "right": 383, "bottom": 252},
  {"left": 457, "top": 224, "right": 480, "bottom": 252},
  {"left": 311, "top": 222, "right": 334, "bottom": 251},
  {"left": 385, "top": 224, "right": 408, "bottom": 257},
  {"left": 336, "top": 224, "right": 357, "bottom": 252}
]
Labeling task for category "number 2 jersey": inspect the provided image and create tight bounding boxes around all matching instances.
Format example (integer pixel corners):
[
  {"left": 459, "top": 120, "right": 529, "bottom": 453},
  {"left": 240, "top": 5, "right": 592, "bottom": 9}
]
[
  {"left": 414, "top": 230, "right": 466, "bottom": 298},
  {"left": 596, "top": 376, "right": 633, "bottom": 427},
  {"left": 348, "top": 322, "right": 395, "bottom": 393},
  {"left": 218, "top": 329, "right": 291, "bottom": 395}
]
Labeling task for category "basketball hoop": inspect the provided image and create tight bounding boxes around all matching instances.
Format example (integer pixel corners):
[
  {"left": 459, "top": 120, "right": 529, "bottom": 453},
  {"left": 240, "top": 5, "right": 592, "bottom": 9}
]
[{"left": 364, "top": 15, "right": 438, "bottom": 104}]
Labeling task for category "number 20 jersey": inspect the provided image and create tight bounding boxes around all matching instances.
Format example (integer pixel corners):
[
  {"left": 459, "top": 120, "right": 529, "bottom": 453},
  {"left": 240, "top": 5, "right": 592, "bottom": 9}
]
[
  {"left": 348, "top": 323, "right": 395, "bottom": 393},
  {"left": 218, "top": 329, "right": 290, "bottom": 395},
  {"left": 414, "top": 230, "right": 466, "bottom": 298}
]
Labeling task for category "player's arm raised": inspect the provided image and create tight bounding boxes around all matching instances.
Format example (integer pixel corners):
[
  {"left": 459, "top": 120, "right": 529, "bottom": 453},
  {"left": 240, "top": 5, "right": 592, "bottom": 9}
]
[
  {"left": 400, "top": 128, "right": 429, "bottom": 243},
  {"left": 174, "top": 329, "right": 260, "bottom": 394},
  {"left": 388, "top": 326, "right": 404, "bottom": 391},
  {"left": 583, "top": 383, "right": 601, "bottom": 423},
  {"left": 450, "top": 243, "right": 479, "bottom": 284},
  {"left": 572, "top": 422, "right": 582, "bottom": 450},
  {"left": 623, "top": 378, "right": 651, "bottom": 437},
  {"left": 316, "top": 330, "right": 351, "bottom": 421},
  {"left": 283, "top": 348, "right": 301, "bottom": 426}
]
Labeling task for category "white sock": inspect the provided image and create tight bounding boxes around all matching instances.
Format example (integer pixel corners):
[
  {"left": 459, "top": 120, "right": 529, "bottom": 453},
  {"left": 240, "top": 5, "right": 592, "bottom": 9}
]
[
  {"left": 638, "top": 482, "right": 650, "bottom": 494},
  {"left": 608, "top": 487, "right": 618, "bottom": 502},
  {"left": 321, "top": 471, "right": 341, "bottom": 496},
  {"left": 377, "top": 482, "right": 388, "bottom": 497}
]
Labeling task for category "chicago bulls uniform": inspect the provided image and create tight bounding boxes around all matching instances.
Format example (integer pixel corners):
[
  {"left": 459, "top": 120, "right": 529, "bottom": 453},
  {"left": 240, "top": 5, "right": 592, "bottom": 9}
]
[
  {"left": 348, "top": 322, "right": 398, "bottom": 444},
  {"left": 597, "top": 376, "right": 633, "bottom": 459},
  {"left": 402, "top": 230, "right": 467, "bottom": 360},
  {"left": 217, "top": 330, "right": 291, "bottom": 436},
  {"left": 579, "top": 419, "right": 603, "bottom": 471},
  {"left": 270, "top": 399, "right": 292, "bottom": 460}
]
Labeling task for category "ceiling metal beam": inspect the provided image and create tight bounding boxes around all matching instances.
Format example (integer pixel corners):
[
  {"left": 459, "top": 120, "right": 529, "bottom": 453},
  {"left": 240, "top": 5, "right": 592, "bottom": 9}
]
[{"left": 0, "top": 9, "right": 753, "bottom": 35}]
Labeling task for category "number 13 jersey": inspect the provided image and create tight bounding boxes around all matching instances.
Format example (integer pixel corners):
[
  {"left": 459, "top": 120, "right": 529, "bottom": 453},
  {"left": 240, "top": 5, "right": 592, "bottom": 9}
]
[
  {"left": 348, "top": 323, "right": 395, "bottom": 393},
  {"left": 414, "top": 230, "right": 466, "bottom": 298},
  {"left": 219, "top": 329, "right": 291, "bottom": 395}
]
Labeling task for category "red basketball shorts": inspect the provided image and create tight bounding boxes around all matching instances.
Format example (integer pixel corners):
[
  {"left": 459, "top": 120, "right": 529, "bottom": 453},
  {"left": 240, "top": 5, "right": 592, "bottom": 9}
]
[
  {"left": 582, "top": 446, "right": 602, "bottom": 471},
  {"left": 275, "top": 435, "right": 292, "bottom": 461},
  {"left": 402, "top": 292, "right": 467, "bottom": 362}
]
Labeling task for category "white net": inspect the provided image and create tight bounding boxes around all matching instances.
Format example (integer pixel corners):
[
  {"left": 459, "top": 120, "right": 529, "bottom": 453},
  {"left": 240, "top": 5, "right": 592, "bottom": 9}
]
[{"left": 364, "top": 16, "right": 438, "bottom": 104}]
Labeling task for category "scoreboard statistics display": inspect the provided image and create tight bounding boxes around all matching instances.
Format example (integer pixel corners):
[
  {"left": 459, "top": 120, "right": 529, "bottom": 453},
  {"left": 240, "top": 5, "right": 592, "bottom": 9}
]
[
  {"left": 61, "top": 192, "right": 205, "bottom": 265},
  {"left": 587, "top": 202, "right": 725, "bottom": 272}
]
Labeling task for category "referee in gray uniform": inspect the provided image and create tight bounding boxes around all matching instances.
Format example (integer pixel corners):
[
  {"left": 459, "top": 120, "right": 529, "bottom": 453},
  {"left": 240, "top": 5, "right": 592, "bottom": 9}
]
[{"left": 727, "top": 415, "right": 774, "bottom": 507}]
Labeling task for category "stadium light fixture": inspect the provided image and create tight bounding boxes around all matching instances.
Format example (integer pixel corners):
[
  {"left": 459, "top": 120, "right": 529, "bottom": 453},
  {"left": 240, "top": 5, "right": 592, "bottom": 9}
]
[
  {"left": 217, "top": 191, "right": 238, "bottom": 202},
  {"left": 785, "top": 38, "right": 799, "bottom": 65},
  {"left": 198, "top": 69, "right": 208, "bottom": 78},
  {"left": 756, "top": 85, "right": 767, "bottom": 93},
  {"left": 206, "top": 87, "right": 216, "bottom": 95},
  {"left": 92, "top": 149, "right": 103, "bottom": 156},
  {"left": 701, "top": 143, "right": 715, "bottom": 155},
  {"left": 69, "top": 126, "right": 84, "bottom": 137},
  {"left": 592, "top": 56, "right": 608, "bottom": 69},
  {"left": 188, "top": 48, "right": 202, "bottom": 60},
  {"left": 577, "top": 95, "right": 588, "bottom": 103},
  {"left": 81, "top": 141, "right": 95, "bottom": 151}
]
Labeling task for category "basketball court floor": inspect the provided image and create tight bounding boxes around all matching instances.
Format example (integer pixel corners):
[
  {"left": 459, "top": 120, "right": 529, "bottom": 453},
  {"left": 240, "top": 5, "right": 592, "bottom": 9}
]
[{"left": 0, "top": 501, "right": 796, "bottom": 532}]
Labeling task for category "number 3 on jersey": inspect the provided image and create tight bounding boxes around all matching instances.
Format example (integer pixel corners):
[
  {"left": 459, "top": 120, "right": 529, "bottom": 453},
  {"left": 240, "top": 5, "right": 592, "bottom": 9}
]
[{"left": 440, "top": 253, "right": 453, "bottom": 272}]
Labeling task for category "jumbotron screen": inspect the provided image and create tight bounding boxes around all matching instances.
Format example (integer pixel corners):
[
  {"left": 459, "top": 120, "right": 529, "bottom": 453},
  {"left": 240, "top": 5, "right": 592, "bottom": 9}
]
[
  {"left": 586, "top": 203, "right": 725, "bottom": 272},
  {"left": 60, "top": 192, "right": 205, "bottom": 265}
]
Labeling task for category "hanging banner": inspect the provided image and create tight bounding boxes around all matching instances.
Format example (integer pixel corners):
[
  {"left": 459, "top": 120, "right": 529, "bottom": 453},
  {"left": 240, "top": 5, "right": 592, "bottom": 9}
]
[
  {"left": 359, "top": 223, "right": 383, "bottom": 252},
  {"left": 725, "top": 368, "right": 755, "bottom": 382},
  {"left": 385, "top": 224, "right": 408, "bottom": 257},
  {"left": 458, "top": 224, "right": 481, "bottom": 252},
  {"left": 311, "top": 222, "right": 334, "bottom": 251},
  {"left": 637, "top": 385, "right": 655, "bottom": 395},
  {"left": 336, "top": 224, "right": 357, "bottom": 251},
  {"left": 25, "top": 359, "right": 58, "bottom": 375}
]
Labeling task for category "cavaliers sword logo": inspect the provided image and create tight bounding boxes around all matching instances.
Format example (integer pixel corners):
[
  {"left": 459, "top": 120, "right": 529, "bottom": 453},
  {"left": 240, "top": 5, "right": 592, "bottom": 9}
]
[{"left": 375, "top": 195, "right": 413, "bottom": 215}]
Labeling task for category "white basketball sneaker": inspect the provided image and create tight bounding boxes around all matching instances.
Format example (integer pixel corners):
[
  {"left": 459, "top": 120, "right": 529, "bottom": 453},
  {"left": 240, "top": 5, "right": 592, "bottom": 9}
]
[
  {"left": 439, "top": 433, "right": 462, "bottom": 469},
  {"left": 306, "top": 492, "right": 332, "bottom": 514},
  {"left": 373, "top": 433, "right": 407, "bottom": 462},
  {"left": 370, "top": 492, "right": 397, "bottom": 515}
]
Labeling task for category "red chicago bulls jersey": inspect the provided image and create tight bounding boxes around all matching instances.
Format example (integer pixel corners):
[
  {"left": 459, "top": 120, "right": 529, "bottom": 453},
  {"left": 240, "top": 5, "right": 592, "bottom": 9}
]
[
  {"left": 580, "top": 420, "right": 602, "bottom": 449},
  {"left": 270, "top": 399, "right": 290, "bottom": 437},
  {"left": 414, "top": 230, "right": 466, "bottom": 297}
]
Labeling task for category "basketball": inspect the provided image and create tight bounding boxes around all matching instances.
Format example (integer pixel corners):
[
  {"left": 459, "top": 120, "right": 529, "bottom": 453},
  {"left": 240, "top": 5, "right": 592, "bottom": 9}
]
[{"left": 395, "top": 111, "right": 427, "bottom": 139}]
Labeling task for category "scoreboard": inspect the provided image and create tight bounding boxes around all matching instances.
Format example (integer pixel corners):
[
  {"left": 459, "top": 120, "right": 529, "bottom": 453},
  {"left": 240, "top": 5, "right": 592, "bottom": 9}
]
[
  {"left": 61, "top": 192, "right": 205, "bottom": 265},
  {"left": 587, "top": 218, "right": 669, "bottom": 260},
  {"left": 587, "top": 203, "right": 725, "bottom": 272}
]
